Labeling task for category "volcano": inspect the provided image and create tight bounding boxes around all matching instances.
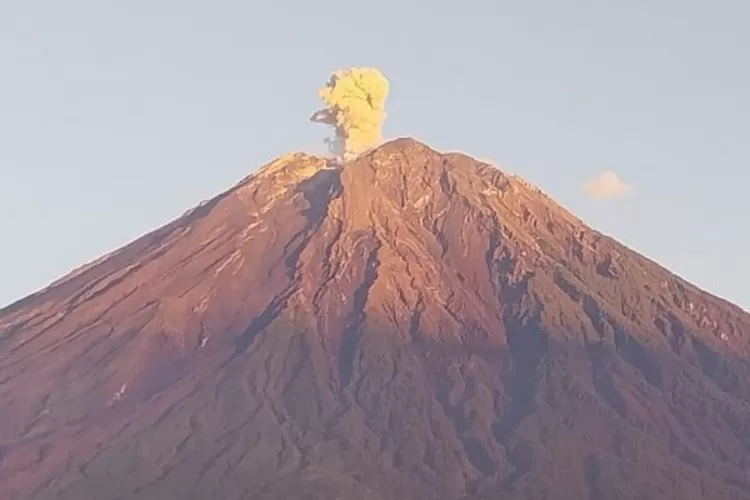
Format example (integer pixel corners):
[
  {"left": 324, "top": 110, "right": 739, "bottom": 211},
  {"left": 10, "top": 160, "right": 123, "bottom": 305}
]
[{"left": 1, "top": 138, "right": 749, "bottom": 500}]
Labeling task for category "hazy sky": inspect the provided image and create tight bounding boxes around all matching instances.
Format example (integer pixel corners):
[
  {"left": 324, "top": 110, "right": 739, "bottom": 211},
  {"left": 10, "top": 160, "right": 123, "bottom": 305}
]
[{"left": 1, "top": 1, "right": 749, "bottom": 310}]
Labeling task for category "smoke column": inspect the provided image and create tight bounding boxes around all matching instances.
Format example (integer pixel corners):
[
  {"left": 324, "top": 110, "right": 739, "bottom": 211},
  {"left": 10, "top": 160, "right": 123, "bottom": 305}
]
[{"left": 310, "top": 68, "right": 389, "bottom": 160}]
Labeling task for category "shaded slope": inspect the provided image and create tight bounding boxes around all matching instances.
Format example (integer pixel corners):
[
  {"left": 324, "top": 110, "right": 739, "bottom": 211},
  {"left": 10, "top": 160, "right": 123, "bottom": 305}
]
[{"left": 1, "top": 138, "right": 749, "bottom": 499}]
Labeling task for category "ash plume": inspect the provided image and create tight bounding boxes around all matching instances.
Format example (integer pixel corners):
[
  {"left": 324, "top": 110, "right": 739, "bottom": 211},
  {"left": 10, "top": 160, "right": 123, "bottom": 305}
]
[{"left": 310, "top": 68, "right": 389, "bottom": 160}]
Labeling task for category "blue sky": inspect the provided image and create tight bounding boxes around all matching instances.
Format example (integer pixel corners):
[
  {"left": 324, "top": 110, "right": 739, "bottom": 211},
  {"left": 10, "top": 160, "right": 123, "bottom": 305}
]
[{"left": 1, "top": 1, "right": 748, "bottom": 310}]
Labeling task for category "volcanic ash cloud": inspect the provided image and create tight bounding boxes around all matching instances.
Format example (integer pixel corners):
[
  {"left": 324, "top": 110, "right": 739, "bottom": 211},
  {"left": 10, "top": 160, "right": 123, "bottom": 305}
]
[{"left": 310, "top": 68, "right": 389, "bottom": 160}]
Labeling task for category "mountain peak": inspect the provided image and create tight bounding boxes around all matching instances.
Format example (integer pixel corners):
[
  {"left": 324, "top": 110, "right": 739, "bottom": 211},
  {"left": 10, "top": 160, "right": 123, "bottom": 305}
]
[
  {"left": 2, "top": 138, "right": 750, "bottom": 500},
  {"left": 371, "top": 136, "right": 439, "bottom": 154}
]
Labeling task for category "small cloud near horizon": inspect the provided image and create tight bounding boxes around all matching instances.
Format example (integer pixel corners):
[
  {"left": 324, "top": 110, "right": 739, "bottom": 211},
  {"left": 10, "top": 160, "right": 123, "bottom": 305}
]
[{"left": 583, "top": 170, "right": 631, "bottom": 200}]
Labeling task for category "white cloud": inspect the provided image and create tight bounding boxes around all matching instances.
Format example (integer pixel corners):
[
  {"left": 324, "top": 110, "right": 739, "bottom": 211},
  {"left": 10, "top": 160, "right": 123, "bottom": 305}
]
[{"left": 583, "top": 171, "right": 631, "bottom": 200}]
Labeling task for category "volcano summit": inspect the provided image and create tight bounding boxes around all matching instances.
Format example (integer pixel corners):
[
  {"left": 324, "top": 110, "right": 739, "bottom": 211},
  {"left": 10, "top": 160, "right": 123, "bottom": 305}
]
[{"left": 1, "top": 138, "right": 749, "bottom": 500}]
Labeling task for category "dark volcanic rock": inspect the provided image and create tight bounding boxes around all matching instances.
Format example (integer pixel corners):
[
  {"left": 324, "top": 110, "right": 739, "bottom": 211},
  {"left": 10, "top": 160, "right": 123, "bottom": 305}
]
[{"left": 1, "top": 138, "right": 750, "bottom": 499}]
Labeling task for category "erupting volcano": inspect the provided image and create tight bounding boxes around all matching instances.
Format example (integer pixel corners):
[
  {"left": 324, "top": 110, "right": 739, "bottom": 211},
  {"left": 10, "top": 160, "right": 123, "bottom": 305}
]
[{"left": 1, "top": 71, "right": 750, "bottom": 500}]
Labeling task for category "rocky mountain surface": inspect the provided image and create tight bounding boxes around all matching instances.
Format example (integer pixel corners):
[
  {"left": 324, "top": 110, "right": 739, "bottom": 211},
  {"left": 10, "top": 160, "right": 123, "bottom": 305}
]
[{"left": 1, "top": 138, "right": 750, "bottom": 499}]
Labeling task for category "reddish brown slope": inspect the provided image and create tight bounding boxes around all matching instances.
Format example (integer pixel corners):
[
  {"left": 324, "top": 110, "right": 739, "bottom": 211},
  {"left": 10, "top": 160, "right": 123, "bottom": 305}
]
[{"left": 1, "top": 138, "right": 749, "bottom": 500}]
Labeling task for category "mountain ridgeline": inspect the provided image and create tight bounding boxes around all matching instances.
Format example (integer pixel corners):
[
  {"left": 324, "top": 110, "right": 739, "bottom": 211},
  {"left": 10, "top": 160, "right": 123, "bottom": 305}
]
[{"left": 1, "top": 138, "right": 749, "bottom": 499}]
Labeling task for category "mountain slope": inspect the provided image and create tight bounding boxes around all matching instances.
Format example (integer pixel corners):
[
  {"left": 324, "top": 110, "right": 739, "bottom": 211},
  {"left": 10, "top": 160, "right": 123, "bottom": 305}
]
[{"left": 1, "top": 138, "right": 750, "bottom": 499}]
